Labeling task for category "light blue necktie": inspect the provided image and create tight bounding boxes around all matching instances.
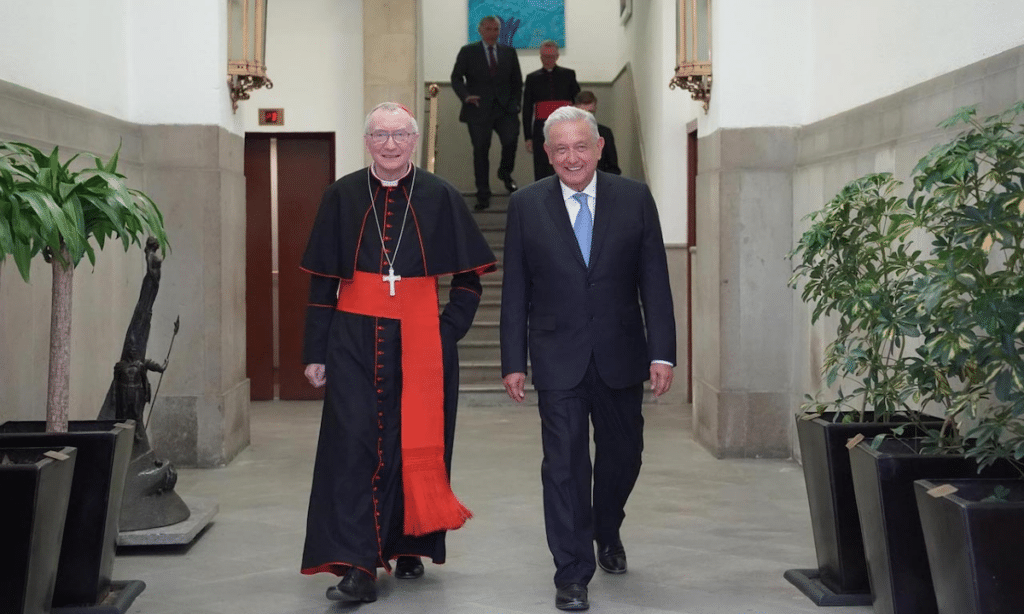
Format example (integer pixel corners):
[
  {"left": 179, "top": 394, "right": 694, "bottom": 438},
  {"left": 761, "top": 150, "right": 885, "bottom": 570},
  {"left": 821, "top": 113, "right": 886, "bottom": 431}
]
[{"left": 572, "top": 192, "right": 592, "bottom": 265}]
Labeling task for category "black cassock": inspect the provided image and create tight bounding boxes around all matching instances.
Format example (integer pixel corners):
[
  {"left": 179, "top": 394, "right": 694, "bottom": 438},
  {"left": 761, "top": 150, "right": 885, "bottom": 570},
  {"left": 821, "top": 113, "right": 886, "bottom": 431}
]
[{"left": 299, "top": 166, "right": 496, "bottom": 575}]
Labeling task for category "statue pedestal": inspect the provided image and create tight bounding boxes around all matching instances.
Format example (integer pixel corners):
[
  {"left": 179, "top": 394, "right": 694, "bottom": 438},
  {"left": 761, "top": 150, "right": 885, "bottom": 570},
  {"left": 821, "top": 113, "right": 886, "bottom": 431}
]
[{"left": 116, "top": 497, "right": 217, "bottom": 546}]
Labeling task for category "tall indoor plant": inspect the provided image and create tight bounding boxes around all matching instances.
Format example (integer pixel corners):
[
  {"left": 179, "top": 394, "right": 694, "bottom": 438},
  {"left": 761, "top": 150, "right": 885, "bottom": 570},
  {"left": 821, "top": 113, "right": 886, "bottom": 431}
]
[
  {"left": 785, "top": 169, "right": 943, "bottom": 605},
  {"left": 790, "top": 100, "right": 1024, "bottom": 614},
  {"left": 0, "top": 141, "right": 168, "bottom": 432},
  {"left": 899, "top": 103, "right": 1024, "bottom": 614},
  {"left": 910, "top": 101, "right": 1024, "bottom": 471}
]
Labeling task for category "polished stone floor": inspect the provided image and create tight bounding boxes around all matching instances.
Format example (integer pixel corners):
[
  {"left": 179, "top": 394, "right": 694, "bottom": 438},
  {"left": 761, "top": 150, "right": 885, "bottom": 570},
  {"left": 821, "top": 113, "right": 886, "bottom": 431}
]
[{"left": 112, "top": 394, "right": 872, "bottom": 614}]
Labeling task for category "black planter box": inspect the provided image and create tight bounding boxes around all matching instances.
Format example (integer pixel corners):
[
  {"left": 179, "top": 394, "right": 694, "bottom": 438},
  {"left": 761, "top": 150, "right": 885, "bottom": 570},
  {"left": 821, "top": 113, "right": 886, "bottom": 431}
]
[
  {"left": 915, "top": 478, "right": 1024, "bottom": 614},
  {"left": 849, "top": 439, "right": 1020, "bottom": 614},
  {"left": 786, "top": 413, "right": 941, "bottom": 606},
  {"left": 0, "top": 445, "right": 78, "bottom": 614},
  {"left": 0, "top": 421, "right": 138, "bottom": 611}
]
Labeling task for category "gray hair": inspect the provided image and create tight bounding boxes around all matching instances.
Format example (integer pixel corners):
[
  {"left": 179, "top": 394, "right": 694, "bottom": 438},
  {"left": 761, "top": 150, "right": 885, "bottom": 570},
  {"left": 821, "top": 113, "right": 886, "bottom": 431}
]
[
  {"left": 478, "top": 15, "right": 500, "bottom": 28},
  {"left": 542, "top": 106, "right": 599, "bottom": 142},
  {"left": 539, "top": 40, "right": 559, "bottom": 51},
  {"left": 364, "top": 102, "right": 420, "bottom": 134}
]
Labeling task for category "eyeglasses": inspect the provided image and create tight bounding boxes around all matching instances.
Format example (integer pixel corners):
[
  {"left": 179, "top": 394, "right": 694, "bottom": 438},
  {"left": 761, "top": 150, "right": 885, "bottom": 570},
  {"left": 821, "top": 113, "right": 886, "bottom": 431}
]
[{"left": 367, "top": 130, "right": 416, "bottom": 144}]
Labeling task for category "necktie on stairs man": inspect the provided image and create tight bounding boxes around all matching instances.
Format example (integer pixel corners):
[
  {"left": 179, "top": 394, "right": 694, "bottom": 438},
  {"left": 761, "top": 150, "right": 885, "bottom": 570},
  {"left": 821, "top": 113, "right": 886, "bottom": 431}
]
[
  {"left": 488, "top": 46, "right": 497, "bottom": 76},
  {"left": 573, "top": 192, "right": 592, "bottom": 265}
]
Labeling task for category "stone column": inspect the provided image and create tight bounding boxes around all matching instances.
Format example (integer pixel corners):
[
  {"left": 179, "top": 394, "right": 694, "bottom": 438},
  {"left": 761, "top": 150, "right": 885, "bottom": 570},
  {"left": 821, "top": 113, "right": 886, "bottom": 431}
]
[
  {"left": 692, "top": 127, "right": 796, "bottom": 458},
  {"left": 363, "top": 0, "right": 420, "bottom": 120},
  {"left": 142, "top": 125, "right": 251, "bottom": 468}
]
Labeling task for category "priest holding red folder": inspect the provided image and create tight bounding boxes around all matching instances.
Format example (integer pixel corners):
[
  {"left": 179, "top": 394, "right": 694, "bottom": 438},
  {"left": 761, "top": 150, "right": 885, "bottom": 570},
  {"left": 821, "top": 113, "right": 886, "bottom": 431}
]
[{"left": 523, "top": 40, "right": 581, "bottom": 181}]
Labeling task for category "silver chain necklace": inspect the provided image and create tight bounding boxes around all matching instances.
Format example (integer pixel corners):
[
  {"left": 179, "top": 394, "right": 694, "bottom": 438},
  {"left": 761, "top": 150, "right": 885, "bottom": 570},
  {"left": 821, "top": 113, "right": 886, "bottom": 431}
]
[{"left": 366, "top": 164, "right": 416, "bottom": 295}]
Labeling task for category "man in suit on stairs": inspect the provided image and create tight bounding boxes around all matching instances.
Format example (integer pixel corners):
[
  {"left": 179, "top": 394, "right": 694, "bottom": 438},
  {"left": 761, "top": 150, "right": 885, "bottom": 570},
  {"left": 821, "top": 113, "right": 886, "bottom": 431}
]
[
  {"left": 451, "top": 15, "right": 523, "bottom": 210},
  {"left": 500, "top": 106, "right": 676, "bottom": 611}
]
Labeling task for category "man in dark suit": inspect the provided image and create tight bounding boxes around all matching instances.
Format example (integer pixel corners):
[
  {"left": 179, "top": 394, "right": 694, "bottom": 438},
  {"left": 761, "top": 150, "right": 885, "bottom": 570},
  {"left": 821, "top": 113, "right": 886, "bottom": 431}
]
[
  {"left": 451, "top": 15, "right": 523, "bottom": 210},
  {"left": 522, "top": 41, "right": 580, "bottom": 181},
  {"left": 500, "top": 106, "right": 676, "bottom": 611},
  {"left": 574, "top": 91, "right": 621, "bottom": 175}
]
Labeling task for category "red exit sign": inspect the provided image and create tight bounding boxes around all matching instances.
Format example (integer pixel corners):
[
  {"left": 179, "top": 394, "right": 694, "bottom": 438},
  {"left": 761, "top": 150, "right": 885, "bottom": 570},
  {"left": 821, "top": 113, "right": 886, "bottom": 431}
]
[{"left": 259, "top": 108, "right": 284, "bottom": 126}]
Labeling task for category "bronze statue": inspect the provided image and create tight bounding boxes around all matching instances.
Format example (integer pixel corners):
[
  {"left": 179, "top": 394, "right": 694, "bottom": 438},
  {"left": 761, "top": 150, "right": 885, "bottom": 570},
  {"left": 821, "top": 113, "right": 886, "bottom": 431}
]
[{"left": 98, "top": 237, "right": 189, "bottom": 531}]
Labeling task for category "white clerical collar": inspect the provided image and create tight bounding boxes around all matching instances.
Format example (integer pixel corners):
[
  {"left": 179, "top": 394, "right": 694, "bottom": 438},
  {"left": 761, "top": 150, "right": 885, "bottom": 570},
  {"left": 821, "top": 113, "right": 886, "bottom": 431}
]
[
  {"left": 371, "top": 163, "right": 413, "bottom": 187},
  {"left": 559, "top": 174, "right": 597, "bottom": 201}
]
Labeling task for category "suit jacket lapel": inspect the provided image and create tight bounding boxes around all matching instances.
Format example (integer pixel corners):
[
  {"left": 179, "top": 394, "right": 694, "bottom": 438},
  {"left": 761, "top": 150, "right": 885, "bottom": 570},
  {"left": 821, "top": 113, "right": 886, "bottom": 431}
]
[
  {"left": 542, "top": 178, "right": 587, "bottom": 268},
  {"left": 590, "top": 172, "right": 613, "bottom": 270}
]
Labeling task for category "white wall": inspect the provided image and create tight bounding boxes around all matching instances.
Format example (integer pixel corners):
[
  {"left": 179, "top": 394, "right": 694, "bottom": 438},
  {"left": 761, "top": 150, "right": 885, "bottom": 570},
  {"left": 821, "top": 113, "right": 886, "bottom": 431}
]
[
  {"left": 0, "top": 0, "right": 243, "bottom": 131},
  {"left": 707, "top": 0, "right": 1024, "bottom": 131},
  {"left": 709, "top": 0, "right": 811, "bottom": 131},
  {"left": 0, "top": 0, "right": 131, "bottom": 119},
  {"left": 129, "top": 0, "right": 241, "bottom": 132},
  {"left": 241, "top": 0, "right": 364, "bottom": 178},
  {"left": 423, "top": 0, "right": 625, "bottom": 82},
  {"left": 804, "top": 0, "right": 1024, "bottom": 124},
  {"left": 626, "top": 0, "right": 702, "bottom": 245}
]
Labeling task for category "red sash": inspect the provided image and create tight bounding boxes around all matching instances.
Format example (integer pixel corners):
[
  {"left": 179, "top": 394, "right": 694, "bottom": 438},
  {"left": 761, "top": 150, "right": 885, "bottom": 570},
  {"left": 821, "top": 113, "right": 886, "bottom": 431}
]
[
  {"left": 535, "top": 99, "right": 572, "bottom": 120},
  {"left": 336, "top": 271, "right": 472, "bottom": 536}
]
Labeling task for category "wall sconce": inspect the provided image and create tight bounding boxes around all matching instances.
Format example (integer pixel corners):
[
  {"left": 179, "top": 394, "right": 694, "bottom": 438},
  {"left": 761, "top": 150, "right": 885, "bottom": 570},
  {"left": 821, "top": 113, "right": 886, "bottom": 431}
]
[
  {"left": 670, "top": 0, "right": 712, "bottom": 110},
  {"left": 228, "top": 0, "right": 273, "bottom": 113}
]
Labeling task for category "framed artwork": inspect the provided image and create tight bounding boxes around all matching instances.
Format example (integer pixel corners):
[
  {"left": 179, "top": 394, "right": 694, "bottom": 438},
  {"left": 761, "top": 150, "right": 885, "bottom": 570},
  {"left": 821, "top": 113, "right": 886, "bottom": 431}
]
[
  {"left": 467, "top": 0, "right": 565, "bottom": 49},
  {"left": 620, "top": 0, "right": 632, "bottom": 25}
]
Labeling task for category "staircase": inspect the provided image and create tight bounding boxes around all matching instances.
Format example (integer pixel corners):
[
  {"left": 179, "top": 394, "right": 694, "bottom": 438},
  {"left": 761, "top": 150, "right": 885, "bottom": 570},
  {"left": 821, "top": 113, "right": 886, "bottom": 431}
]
[{"left": 440, "top": 195, "right": 509, "bottom": 392}]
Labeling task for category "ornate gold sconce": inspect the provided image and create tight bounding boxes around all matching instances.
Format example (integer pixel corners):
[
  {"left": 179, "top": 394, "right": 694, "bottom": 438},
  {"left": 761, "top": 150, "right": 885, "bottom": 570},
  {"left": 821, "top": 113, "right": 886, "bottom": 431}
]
[
  {"left": 670, "top": 0, "right": 712, "bottom": 110},
  {"left": 228, "top": 0, "right": 273, "bottom": 112}
]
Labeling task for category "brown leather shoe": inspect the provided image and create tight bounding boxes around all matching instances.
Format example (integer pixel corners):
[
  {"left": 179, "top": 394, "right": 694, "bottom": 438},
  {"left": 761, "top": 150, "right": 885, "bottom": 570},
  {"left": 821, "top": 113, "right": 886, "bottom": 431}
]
[{"left": 597, "top": 539, "right": 627, "bottom": 574}]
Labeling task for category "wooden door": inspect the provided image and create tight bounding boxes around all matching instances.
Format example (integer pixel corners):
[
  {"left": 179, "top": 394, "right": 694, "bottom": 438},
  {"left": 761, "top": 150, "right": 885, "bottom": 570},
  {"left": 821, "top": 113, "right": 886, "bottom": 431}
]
[
  {"left": 245, "top": 133, "right": 335, "bottom": 400},
  {"left": 245, "top": 138, "right": 274, "bottom": 400},
  {"left": 686, "top": 126, "right": 697, "bottom": 403}
]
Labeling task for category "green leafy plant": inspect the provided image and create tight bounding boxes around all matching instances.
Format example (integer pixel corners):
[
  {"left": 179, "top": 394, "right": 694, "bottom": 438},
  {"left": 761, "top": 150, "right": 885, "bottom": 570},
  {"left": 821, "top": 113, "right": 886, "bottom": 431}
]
[
  {"left": 791, "top": 101, "right": 1024, "bottom": 473},
  {"left": 909, "top": 102, "right": 1024, "bottom": 472},
  {"left": 0, "top": 141, "right": 168, "bottom": 433},
  {"left": 789, "top": 172, "right": 932, "bottom": 424}
]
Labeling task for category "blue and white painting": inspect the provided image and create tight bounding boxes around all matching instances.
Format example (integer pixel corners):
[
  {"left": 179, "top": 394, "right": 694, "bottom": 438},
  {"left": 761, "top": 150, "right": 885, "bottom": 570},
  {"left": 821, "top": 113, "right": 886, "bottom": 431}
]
[{"left": 467, "top": 0, "right": 565, "bottom": 49}]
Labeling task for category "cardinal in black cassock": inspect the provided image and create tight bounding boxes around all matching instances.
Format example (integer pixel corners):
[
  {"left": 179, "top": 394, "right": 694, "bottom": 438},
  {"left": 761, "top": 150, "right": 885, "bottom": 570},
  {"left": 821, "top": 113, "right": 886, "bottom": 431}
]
[{"left": 299, "top": 103, "right": 496, "bottom": 603}]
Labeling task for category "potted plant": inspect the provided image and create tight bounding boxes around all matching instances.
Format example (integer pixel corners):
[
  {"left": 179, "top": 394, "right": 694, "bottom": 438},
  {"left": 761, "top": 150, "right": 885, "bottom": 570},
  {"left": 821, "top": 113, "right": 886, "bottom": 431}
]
[
  {"left": 0, "top": 140, "right": 169, "bottom": 432},
  {"left": 914, "top": 479, "right": 1024, "bottom": 614},
  {"left": 0, "top": 421, "right": 139, "bottom": 611},
  {"left": 0, "top": 141, "right": 168, "bottom": 612},
  {"left": 0, "top": 445, "right": 78, "bottom": 614},
  {"left": 786, "top": 171, "right": 943, "bottom": 605},
  {"left": 839, "top": 102, "right": 1024, "bottom": 614},
  {"left": 895, "top": 102, "right": 1024, "bottom": 614}
]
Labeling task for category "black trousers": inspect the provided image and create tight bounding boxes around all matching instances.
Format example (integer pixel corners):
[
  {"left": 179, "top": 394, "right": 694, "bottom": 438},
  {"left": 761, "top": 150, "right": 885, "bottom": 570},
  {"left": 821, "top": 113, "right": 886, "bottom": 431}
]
[
  {"left": 531, "top": 119, "right": 556, "bottom": 181},
  {"left": 536, "top": 357, "right": 645, "bottom": 587},
  {"left": 467, "top": 111, "right": 519, "bottom": 199}
]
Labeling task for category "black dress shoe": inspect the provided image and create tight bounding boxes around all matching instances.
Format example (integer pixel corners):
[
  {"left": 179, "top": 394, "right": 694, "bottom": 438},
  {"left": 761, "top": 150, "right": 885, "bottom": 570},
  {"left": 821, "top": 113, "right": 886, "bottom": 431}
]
[
  {"left": 394, "top": 556, "right": 424, "bottom": 579},
  {"left": 326, "top": 568, "right": 377, "bottom": 602},
  {"left": 474, "top": 198, "right": 490, "bottom": 210},
  {"left": 597, "top": 540, "right": 627, "bottom": 574},
  {"left": 500, "top": 175, "right": 518, "bottom": 193},
  {"left": 555, "top": 583, "right": 589, "bottom": 611}
]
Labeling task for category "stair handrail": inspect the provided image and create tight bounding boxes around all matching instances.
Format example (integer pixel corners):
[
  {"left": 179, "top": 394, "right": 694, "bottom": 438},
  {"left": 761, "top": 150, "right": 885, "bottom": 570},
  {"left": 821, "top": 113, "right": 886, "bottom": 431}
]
[{"left": 426, "top": 83, "right": 440, "bottom": 173}]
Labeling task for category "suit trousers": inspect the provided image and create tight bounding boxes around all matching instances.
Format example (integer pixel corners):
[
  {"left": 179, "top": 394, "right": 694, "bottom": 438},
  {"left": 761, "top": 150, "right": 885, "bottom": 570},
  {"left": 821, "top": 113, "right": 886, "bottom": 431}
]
[
  {"left": 467, "top": 111, "right": 519, "bottom": 199},
  {"left": 536, "top": 356, "right": 644, "bottom": 587},
  {"left": 531, "top": 119, "right": 556, "bottom": 181}
]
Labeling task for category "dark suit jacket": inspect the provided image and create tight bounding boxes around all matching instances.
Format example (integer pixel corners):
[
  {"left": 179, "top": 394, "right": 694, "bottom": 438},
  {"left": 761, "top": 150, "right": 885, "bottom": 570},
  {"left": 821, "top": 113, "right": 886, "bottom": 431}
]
[
  {"left": 451, "top": 42, "right": 522, "bottom": 124},
  {"left": 500, "top": 172, "right": 676, "bottom": 390},
  {"left": 597, "top": 124, "right": 621, "bottom": 175}
]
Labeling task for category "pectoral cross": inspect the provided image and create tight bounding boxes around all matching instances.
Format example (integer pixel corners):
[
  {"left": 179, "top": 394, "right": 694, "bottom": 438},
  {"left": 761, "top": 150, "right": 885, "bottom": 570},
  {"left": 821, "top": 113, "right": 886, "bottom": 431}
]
[{"left": 382, "top": 266, "right": 401, "bottom": 296}]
